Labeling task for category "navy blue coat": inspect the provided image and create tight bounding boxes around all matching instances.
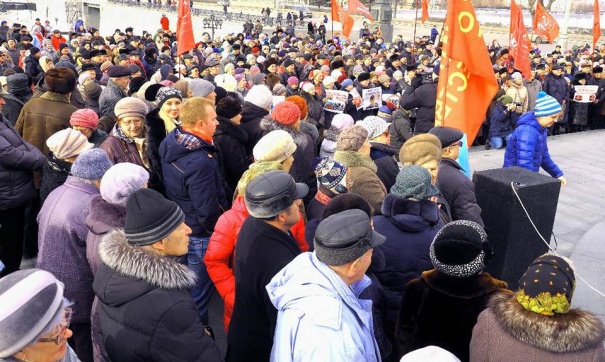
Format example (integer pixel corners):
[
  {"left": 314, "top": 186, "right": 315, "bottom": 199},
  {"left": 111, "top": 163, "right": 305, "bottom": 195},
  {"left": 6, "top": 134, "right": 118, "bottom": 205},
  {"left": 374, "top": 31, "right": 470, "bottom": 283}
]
[
  {"left": 503, "top": 111, "right": 563, "bottom": 178},
  {"left": 0, "top": 115, "right": 45, "bottom": 211},
  {"left": 542, "top": 73, "right": 569, "bottom": 104},
  {"left": 160, "top": 127, "right": 230, "bottom": 238},
  {"left": 373, "top": 194, "right": 443, "bottom": 337}
]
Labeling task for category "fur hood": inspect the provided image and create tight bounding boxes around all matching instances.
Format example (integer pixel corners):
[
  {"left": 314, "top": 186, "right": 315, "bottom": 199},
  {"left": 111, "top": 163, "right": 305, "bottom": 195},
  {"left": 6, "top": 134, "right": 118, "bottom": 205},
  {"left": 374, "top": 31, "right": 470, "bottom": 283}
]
[
  {"left": 323, "top": 127, "right": 341, "bottom": 142},
  {"left": 490, "top": 291, "right": 605, "bottom": 353},
  {"left": 334, "top": 150, "right": 378, "bottom": 173},
  {"left": 85, "top": 195, "right": 127, "bottom": 236},
  {"left": 98, "top": 229, "right": 196, "bottom": 290},
  {"left": 260, "top": 117, "right": 308, "bottom": 149}
]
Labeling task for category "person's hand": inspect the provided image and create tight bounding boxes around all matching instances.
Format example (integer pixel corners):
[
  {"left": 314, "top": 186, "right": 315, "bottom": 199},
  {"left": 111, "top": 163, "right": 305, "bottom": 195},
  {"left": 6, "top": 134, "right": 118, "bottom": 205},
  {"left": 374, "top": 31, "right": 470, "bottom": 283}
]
[{"left": 558, "top": 176, "right": 567, "bottom": 186}]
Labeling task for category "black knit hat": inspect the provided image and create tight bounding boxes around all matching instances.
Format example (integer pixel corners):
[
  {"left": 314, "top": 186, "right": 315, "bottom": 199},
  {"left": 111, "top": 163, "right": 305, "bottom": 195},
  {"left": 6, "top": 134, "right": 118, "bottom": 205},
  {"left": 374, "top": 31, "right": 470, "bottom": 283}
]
[
  {"left": 216, "top": 96, "right": 242, "bottom": 119},
  {"left": 124, "top": 189, "right": 185, "bottom": 246}
]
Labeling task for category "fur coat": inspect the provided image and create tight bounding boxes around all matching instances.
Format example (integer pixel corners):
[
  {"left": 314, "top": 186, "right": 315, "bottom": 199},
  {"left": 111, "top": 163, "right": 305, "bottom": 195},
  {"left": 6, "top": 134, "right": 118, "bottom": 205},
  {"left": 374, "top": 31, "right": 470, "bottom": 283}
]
[
  {"left": 334, "top": 150, "right": 387, "bottom": 213},
  {"left": 93, "top": 229, "right": 223, "bottom": 361},
  {"left": 470, "top": 292, "right": 605, "bottom": 362}
]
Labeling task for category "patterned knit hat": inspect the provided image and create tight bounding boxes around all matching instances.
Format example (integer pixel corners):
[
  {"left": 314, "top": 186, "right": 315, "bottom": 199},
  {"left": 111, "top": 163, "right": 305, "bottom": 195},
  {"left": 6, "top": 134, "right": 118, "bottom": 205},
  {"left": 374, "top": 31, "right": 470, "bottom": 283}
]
[
  {"left": 534, "top": 91, "right": 562, "bottom": 118},
  {"left": 253, "top": 130, "right": 297, "bottom": 163},
  {"left": 390, "top": 165, "right": 439, "bottom": 200},
  {"left": 430, "top": 220, "right": 492, "bottom": 278},
  {"left": 517, "top": 254, "right": 575, "bottom": 316},
  {"left": 337, "top": 124, "right": 368, "bottom": 152},
  {"left": 155, "top": 86, "right": 182, "bottom": 108},
  {"left": 314, "top": 157, "right": 348, "bottom": 195},
  {"left": 359, "top": 116, "right": 390, "bottom": 140}
]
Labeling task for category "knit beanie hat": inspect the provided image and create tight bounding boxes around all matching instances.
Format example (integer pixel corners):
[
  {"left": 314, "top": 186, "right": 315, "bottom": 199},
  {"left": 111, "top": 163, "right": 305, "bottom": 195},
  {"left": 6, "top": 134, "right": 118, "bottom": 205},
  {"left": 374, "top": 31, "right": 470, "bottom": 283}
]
[
  {"left": 216, "top": 96, "right": 243, "bottom": 119},
  {"left": 272, "top": 101, "right": 301, "bottom": 126},
  {"left": 341, "top": 78, "right": 354, "bottom": 89},
  {"left": 273, "top": 83, "right": 287, "bottom": 96},
  {"left": 498, "top": 95, "right": 513, "bottom": 105},
  {"left": 155, "top": 86, "right": 182, "bottom": 108},
  {"left": 534, "top": 91, "right": 562, "bottom": 118},
  {"left": 70, "top": 109, "right": 99, "bottom": 130},
  {"left": 245, "top": 85, "right": 273, "bottom": 110},
  {"left": 322, "top": 76, "right": 336, "bottom": 86},
  {"left": 0, "top": 269, "right": 66, "bottom": 358},
  {"left": 287, "top": 76, "right": 299, "bottom": 86},
  {"left": 301, "top": 81, "right": 314, "bottom": 93},
  {"left": 71, "top": 148, "right": 113, "bottom": 180},
  {"left": 377, "top": 105, "right": 392, "bottom": 120},
  {"left": 337, "top": 124, "right": 368, "bottom": 151},
  {"left": 100, "top": 163, "right": 150, "bottom": 206},
  {"left": 359, "top": 116, "right": 390, "bottom": 140},
  {"left": 517, "top": 254, "right": 575, "bottom": 316},
  {"left": 400, "top": 346, "right": 461, "bottom": 362},
  {"left": 84, "top": 82, "right": 102, "bottom": 100},
  {"left": 430, "top": 220, "right": 491, "bottom": 278},
  {"left": 115, "top": 97, "right": 148, "bottom": 120},
  {"left": 285, "top": 95, "right": 308, "bottom": 120},
  {"left": 124, "top": 188, "right": 185, "bottom": 246},
  {"left": 46, "top": 128, "right": 94, "bottom": 160},
  {"left": 252, "top": 73, "right": 266, "bottom": 85},
  {"left": 390, "top": 165, "right": 440, "bottom": 200},
  {"left": 314, "top": 157, "right": 348, "bottom": 195},
  {"left": 253, "top": 130, "right": 297, "bottom": 163},
  {"left": 78, "top": 72, "right": 91, "bottom": 86},
  {"left": 331, "top": 113, "right": 354, "bottom": 131},
  {"left": 399, "top": 133, "right": 442, "bottom": 166}
]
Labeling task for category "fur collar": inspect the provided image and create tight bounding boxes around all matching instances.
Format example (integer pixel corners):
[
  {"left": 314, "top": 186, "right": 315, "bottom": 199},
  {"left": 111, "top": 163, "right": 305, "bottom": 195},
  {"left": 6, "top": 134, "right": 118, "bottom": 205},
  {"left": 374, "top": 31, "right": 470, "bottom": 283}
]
[
  {"left": 86, "top": 196, "right": 127, "bottom": 234},
  {"left": 422, "top": 269, "right": 508, "bottom": 298},
  {"left": 490, "top": 292, "right": 605, "bottom": 353},
  {"left": 260, "top": 118, "right": 308, "bottom": 149},
  {"left": 98, "top": 229, "right": 196, "bottom": 289},
  {"left": 334, "top": 150, "right": 377, "bottom": 173},
  {"left": 324, "top": 127, "right": 341, "bottom": 141}
]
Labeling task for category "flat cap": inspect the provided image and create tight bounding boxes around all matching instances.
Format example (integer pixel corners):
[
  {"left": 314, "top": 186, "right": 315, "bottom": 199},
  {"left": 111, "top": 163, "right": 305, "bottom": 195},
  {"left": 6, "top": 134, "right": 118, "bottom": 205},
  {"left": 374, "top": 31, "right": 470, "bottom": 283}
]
[
  {"left": 106, "top": 65, "right": 132, "bottom": 78},
  {"left": 428, "top": 126, "right": 463, "bottom": 148}
]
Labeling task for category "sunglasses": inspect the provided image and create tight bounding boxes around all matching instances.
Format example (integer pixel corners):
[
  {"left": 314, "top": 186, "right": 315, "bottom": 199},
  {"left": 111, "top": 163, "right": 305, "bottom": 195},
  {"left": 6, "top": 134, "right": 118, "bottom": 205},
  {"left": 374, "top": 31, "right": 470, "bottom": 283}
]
[{"left": 37, "top": 307, "right": 72, "bottom": 345}]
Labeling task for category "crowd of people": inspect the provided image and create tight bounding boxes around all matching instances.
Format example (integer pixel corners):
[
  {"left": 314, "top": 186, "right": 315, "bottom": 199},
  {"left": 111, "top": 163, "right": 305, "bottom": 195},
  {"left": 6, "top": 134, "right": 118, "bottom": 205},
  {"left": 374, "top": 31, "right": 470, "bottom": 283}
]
[{"left": 0, "top": 11, "right": 604, "bottom": 362}]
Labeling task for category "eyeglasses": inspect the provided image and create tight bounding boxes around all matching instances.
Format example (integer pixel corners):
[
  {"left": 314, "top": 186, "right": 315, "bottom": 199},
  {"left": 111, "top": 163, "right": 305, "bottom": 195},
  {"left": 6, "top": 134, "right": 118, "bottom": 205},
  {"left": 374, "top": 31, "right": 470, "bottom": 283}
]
[
  {"left": 37, "top": 307, "right": 72, "bottom": 345},
  {"left": 121, "top": 119, "right": 143, "bottom": 126}
]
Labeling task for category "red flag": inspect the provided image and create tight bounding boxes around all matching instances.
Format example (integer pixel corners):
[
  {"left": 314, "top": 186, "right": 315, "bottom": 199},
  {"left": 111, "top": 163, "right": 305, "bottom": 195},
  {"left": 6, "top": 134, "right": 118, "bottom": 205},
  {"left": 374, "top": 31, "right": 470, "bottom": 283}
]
[
  {"left": 422, "top": 0, "right": 429, "bottom": 23},
  {"left": 331, "top": 0, "right": 354, "bottom": 38},
  {"left": 177, "top": 0, "right": 195, "bottom": 55},
  {"left": 331, "top": 0, "right": 341, "bottom": 22},
  {"left": 348, "top": 0, "right": 375, "bottom": 22},
  {"left": 533, "top": 1, "right": 559, "bottom": 43},
  {"left": 510, "top": 0, "right": 531, "bottom": 79},
  {"left": 594, "top": 0, "right": 601, "bottom": 51},
  {"left": 435, "top": 0, "right": 498, "bottom": 147}
]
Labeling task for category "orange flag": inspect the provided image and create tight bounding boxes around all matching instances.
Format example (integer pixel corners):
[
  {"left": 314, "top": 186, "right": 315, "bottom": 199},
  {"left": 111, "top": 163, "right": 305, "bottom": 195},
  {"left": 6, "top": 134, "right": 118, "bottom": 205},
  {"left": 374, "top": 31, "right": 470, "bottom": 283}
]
[
  {"left": 331, "top": 0, "right": 354, "bottom": 38},
  {"left": 510, "top": 0, "right": 531, "bottom": 79},
  {"left": 533, "top": 1, "right": 559, "bottom": 43},
  {"left": 177, "top": 0, "right": 195, "bottom": 55},
  {"left": 594, "top": 0, "right": 601, "bottom": 51},
  {"left": 348, "top": 0, "right": 375, "bottom": 22},
  {"left": 422, "top": 0, "right": 429, "bottom": 23},
  {"left": 435, "top": 0, "right": 498, "bottom": 147},
  {"left": 331, "top": 0, "right": 341, "bottom": 22}
]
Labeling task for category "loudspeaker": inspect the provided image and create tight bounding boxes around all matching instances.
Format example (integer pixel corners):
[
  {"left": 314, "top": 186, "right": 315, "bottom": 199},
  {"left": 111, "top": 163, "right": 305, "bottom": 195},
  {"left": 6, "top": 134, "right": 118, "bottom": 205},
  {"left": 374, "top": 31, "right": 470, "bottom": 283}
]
[{"left": 472, "top": 167, "right": 561, "bottom": 290}]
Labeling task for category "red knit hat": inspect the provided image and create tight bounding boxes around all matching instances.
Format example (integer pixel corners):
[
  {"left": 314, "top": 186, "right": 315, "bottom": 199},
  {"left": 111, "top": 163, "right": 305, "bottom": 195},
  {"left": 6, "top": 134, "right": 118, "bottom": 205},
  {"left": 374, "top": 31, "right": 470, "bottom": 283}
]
[
  {"left": 271, "top": 101, "right": 301, "bottom": 126},
  {"left": 286, "top": 95, "right": 308, "bottom": 120},
  {"left": 69, "top": 109, "right": 99, "bottom": 130}
]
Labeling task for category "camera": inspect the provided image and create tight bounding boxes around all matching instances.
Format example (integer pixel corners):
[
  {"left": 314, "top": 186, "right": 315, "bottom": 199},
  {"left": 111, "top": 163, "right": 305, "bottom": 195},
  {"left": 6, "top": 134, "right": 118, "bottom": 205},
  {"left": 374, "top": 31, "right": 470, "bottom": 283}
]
[{"left": 514, "top": 102, "right": 521, "bottom": 107}]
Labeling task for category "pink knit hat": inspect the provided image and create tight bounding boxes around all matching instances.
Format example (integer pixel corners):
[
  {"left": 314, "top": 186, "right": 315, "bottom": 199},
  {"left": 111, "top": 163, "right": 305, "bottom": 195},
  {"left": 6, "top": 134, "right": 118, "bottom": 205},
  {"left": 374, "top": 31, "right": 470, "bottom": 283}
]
[
  {"left": 250, "top": 66, "right": 261, "bottom": 76},
  {"left": 287, "top": 76, "right": 299, "bottom": 86},
  {"left": 69, "top": 109, "right": 99, "bottom": 130},
  {"left": 46, "top": 128, "right": 94, "bottom": 159},
  {"left": 271, "top": 101, "right": 301, "bottom": 126}
]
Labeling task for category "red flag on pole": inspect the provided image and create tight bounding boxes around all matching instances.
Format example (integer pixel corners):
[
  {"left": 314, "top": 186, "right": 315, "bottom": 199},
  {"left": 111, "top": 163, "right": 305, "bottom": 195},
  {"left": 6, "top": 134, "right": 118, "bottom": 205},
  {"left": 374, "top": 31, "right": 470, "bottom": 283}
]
[
  {"left": 177, "top": 0, "right": 195, "bottom": 55},
  {"left": 533, "top": 1, "right": 559, "bottom": 43},
  {"left": 594, "top": 0, "right": 601, "bottom": 52},
  {"left": 331, "top": 0, "right": 354, "bottom": 38},
  {"left": 422, "top": 0, "right": 429, "bottom": 23},
  {"left": 510, "top": 0, "right": 531, "bottom": 79},
  {"left": 348, "top": 0, "right": 375, "bottom": 22},
  {"left": 331, "top": 0, "right": 341, "bottom": 22},
  {"left": 435, "top": 0, "right": 498, "bottom": 147}
]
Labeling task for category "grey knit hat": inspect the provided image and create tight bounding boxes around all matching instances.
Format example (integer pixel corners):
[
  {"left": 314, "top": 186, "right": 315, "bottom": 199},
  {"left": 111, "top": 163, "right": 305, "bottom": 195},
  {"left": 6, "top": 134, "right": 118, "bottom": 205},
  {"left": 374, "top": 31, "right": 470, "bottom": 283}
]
[
  {"left": 124, "top": 188, "right": 185, "bottom": 246},
  {"left": 337, "top": 124, "right": 368, "bottom": 152},
  {"left": 115, "top": 97, "right": 149, "bottom": 119},
  {"left": 155, "top": 86, "right": 182, "bottom": 108},
  {"left": 0, "top": 269, "right": 66, "bottom": 357},
  {"left": 189, "top": 79, "right": 215, "bottom": 98},
  {"left": 390, "top": 165, "right": 440, "bottom": 200},
  {"left": 314, "top": 209, "right": 385, "bottom": 266},
  {"left": 71, "top": 148, "right": 113, "bottom": 180}
]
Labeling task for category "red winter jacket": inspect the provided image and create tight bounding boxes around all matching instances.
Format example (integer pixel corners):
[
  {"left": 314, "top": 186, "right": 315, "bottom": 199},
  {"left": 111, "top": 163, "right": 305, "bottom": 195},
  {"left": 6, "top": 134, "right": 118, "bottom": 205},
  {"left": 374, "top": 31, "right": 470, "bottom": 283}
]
[{"left": 204, "top": 196, "right": 308, "bottom": 332}]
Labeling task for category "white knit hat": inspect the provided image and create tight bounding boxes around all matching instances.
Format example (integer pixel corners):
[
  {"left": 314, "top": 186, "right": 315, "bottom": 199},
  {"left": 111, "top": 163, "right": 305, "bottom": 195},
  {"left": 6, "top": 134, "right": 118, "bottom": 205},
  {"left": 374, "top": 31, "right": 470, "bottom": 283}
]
[
  {"left": 253, "top": 130, "right": 297, "bottom": 162},
  {"left": 245, "top": 85, "right": 273, "bottom": 110},
  {"left": 46, "top": 128, "right": 94, "bottom": 159}
]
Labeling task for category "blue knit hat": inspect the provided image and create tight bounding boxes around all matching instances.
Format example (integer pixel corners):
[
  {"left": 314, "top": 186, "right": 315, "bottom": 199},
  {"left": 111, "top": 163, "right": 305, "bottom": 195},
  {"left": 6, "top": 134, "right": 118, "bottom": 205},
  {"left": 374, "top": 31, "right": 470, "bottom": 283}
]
[
  {"left": 534, "top": 91, "right": 561, "bottom": 118},
  {"left": 71, "top": 148, "right": 113, "bottom": 180}
]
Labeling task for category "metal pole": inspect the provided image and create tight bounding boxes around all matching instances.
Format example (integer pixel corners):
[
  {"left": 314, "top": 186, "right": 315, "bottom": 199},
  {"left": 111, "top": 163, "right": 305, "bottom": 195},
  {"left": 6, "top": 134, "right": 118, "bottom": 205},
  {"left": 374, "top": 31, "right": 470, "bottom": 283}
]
[{"left": 558, "top": 0, "right": 572, "bottom": 50}]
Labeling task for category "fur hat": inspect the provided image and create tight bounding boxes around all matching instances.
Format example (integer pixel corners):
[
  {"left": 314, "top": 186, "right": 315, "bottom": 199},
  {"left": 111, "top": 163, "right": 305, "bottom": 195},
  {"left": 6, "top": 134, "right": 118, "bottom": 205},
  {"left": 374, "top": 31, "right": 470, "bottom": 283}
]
[
  {"left": 115, "top": 97, "right": 148, "bottom": 119},
  {"left": 45, "top": 67, "right": 76, "bottom": 94},
  {"left": 100, "top": 163, "right": 149, "bottom": 206},
  {"left": 534, "top": 91, "right": 562, "bottom": 118},
  {"left": 245, "top": 85, "right": 273, "bottom": 110},
  {"left": 245, "top": 170, "right": 308, "bottom": 218},
  {"left": 216, "top": 96, "right": 242, "bottom": 119},
  {"left": 253, "top": 130, "right": 297, "bottom": 163},
  {"left": 124, "top": 188, "right": 185, "bottom": 246},
  {"left": 155, "top": 87, "right": 182, "bottom": 109},
  {"left": 70, "top": 109, "right": 99, "bottom": 130},
  {"left": 337, "top": 124, "right": 368, "bottom": 152},
  {"left": 430, "top": 220, "right": 491, "bottom": 278},
  {"left": 285, "top": 95, "right": 308, "bottom": 120},
  {"left": 359, "top": 116, "right": 389, "bottom": 140},
  {"left": 71, "top": 148, "right": 113, "bottom": 180},
  {"left": 399, "top": 133, "right": 442, "bottom": 166},
  {"left": 189, "top": 79, "right": 215, "bottom": 98},
  {"left": 390, "top": 165, "right": 440, "bottom": 200},
  {"left": 46, "top": 128, "right": 94, "bottom": 160},
  {"left": 83, "top": 82, "right": 102, "bottom": 101},
  {"left": 357, "top": 72, "right": 371, "bottom": 82}
]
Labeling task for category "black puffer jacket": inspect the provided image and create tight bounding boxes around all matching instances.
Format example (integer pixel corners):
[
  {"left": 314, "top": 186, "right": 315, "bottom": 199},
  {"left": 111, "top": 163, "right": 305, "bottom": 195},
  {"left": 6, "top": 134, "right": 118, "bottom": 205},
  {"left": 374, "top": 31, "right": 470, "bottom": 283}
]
[
  {"left": 214, "top": 116, "right": 249, "bottom": 194},
  {"left": 370, "top": 142, "right": 400, "bottom": 192},
  {"left": 0, "top": 115, "right": 45, "bottom": 210},
  {"left": 93, "top": 229, "right": 223, "bottom": 362},
  {"left": 240, "top": 101, "right": 269, "bottom": 160},
  {"left": 401, "top": 79, "right": 438, "bottom": 134}
]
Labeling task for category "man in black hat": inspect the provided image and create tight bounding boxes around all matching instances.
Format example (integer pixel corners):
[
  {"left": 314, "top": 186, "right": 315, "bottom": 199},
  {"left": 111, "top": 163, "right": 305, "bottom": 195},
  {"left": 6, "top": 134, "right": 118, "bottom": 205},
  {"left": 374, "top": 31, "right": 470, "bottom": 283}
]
[
  {"left": 227, "top": 170, "right": 308, "bottom": 362},
  {"left": 23, "top": 46, "right": 43, "bottom": 81},
  {"left": 402, "top": 64, "right": 439, "bottom": 134},
  {"left": 204, "top": 57, "right": 220, "bottom": 84},
  {"left": 99, "top": 65, "right": 131, "bottom": 119}
]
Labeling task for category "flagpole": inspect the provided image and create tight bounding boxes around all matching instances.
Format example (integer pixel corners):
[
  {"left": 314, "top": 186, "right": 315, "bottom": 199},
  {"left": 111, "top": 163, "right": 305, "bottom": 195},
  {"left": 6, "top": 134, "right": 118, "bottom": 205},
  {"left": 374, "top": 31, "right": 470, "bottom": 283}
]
[{"left": 412, "top": 0, "right": 419, "bottom": 53}]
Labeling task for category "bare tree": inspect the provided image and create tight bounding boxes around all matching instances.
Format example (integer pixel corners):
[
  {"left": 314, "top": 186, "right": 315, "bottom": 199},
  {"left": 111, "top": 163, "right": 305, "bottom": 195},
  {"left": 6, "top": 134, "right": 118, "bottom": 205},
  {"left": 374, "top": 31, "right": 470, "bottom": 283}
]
[{"left": 527, "top": 0, "right": 558, "bottom": 17}]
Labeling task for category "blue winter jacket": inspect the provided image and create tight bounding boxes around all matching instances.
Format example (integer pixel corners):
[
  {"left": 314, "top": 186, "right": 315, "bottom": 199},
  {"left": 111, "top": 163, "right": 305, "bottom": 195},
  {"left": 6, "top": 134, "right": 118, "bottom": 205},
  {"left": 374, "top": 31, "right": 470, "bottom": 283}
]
[
  {"left": 267, "top": 252, "right": 381, "bottom": 362},
  {"left": 160, "top": 127, "right": 229, "bottom": 238},
  {"left": 503, "top": 111, "right": 563, "bottom": 178}
]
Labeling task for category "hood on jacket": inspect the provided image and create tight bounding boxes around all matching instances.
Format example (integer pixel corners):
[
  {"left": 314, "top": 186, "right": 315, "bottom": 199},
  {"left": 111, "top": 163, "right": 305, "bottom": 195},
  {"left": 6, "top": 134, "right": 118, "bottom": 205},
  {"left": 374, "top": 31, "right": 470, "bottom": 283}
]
[
  {"left": 95, "top": 229, "right": 196, "bottom": 307},
  {"left": 241, "top": 101, "right": 269, "bottom": 124},
  {"left": 267, "top": 252, "right": 372, "bottom": 330},
  {"left": 85, "top": 195, "right": 127, "bottom": 236},
  {"left": 159, "top": 127, "right": 216, "bottom": 165},
  {"left": 380, "top": 194, "right": 440, "bottom": 232}
]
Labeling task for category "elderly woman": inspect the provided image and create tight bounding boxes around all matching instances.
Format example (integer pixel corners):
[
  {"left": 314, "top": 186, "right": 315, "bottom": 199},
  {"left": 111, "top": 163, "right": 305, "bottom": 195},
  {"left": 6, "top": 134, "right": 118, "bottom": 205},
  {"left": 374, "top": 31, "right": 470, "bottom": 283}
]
[
  {"left": 0, "top": 269, "right": 79, "bottom": 362},
  {"left": 70, "top": 108, "right": 107, "bottom": 147}
]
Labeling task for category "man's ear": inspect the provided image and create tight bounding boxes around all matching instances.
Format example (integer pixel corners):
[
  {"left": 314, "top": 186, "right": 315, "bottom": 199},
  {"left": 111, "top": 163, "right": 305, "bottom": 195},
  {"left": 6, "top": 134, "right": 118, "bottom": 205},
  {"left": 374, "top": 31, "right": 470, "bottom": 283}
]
[{"left": 150, "top": 239, "right": 165, "bottom": 254}]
